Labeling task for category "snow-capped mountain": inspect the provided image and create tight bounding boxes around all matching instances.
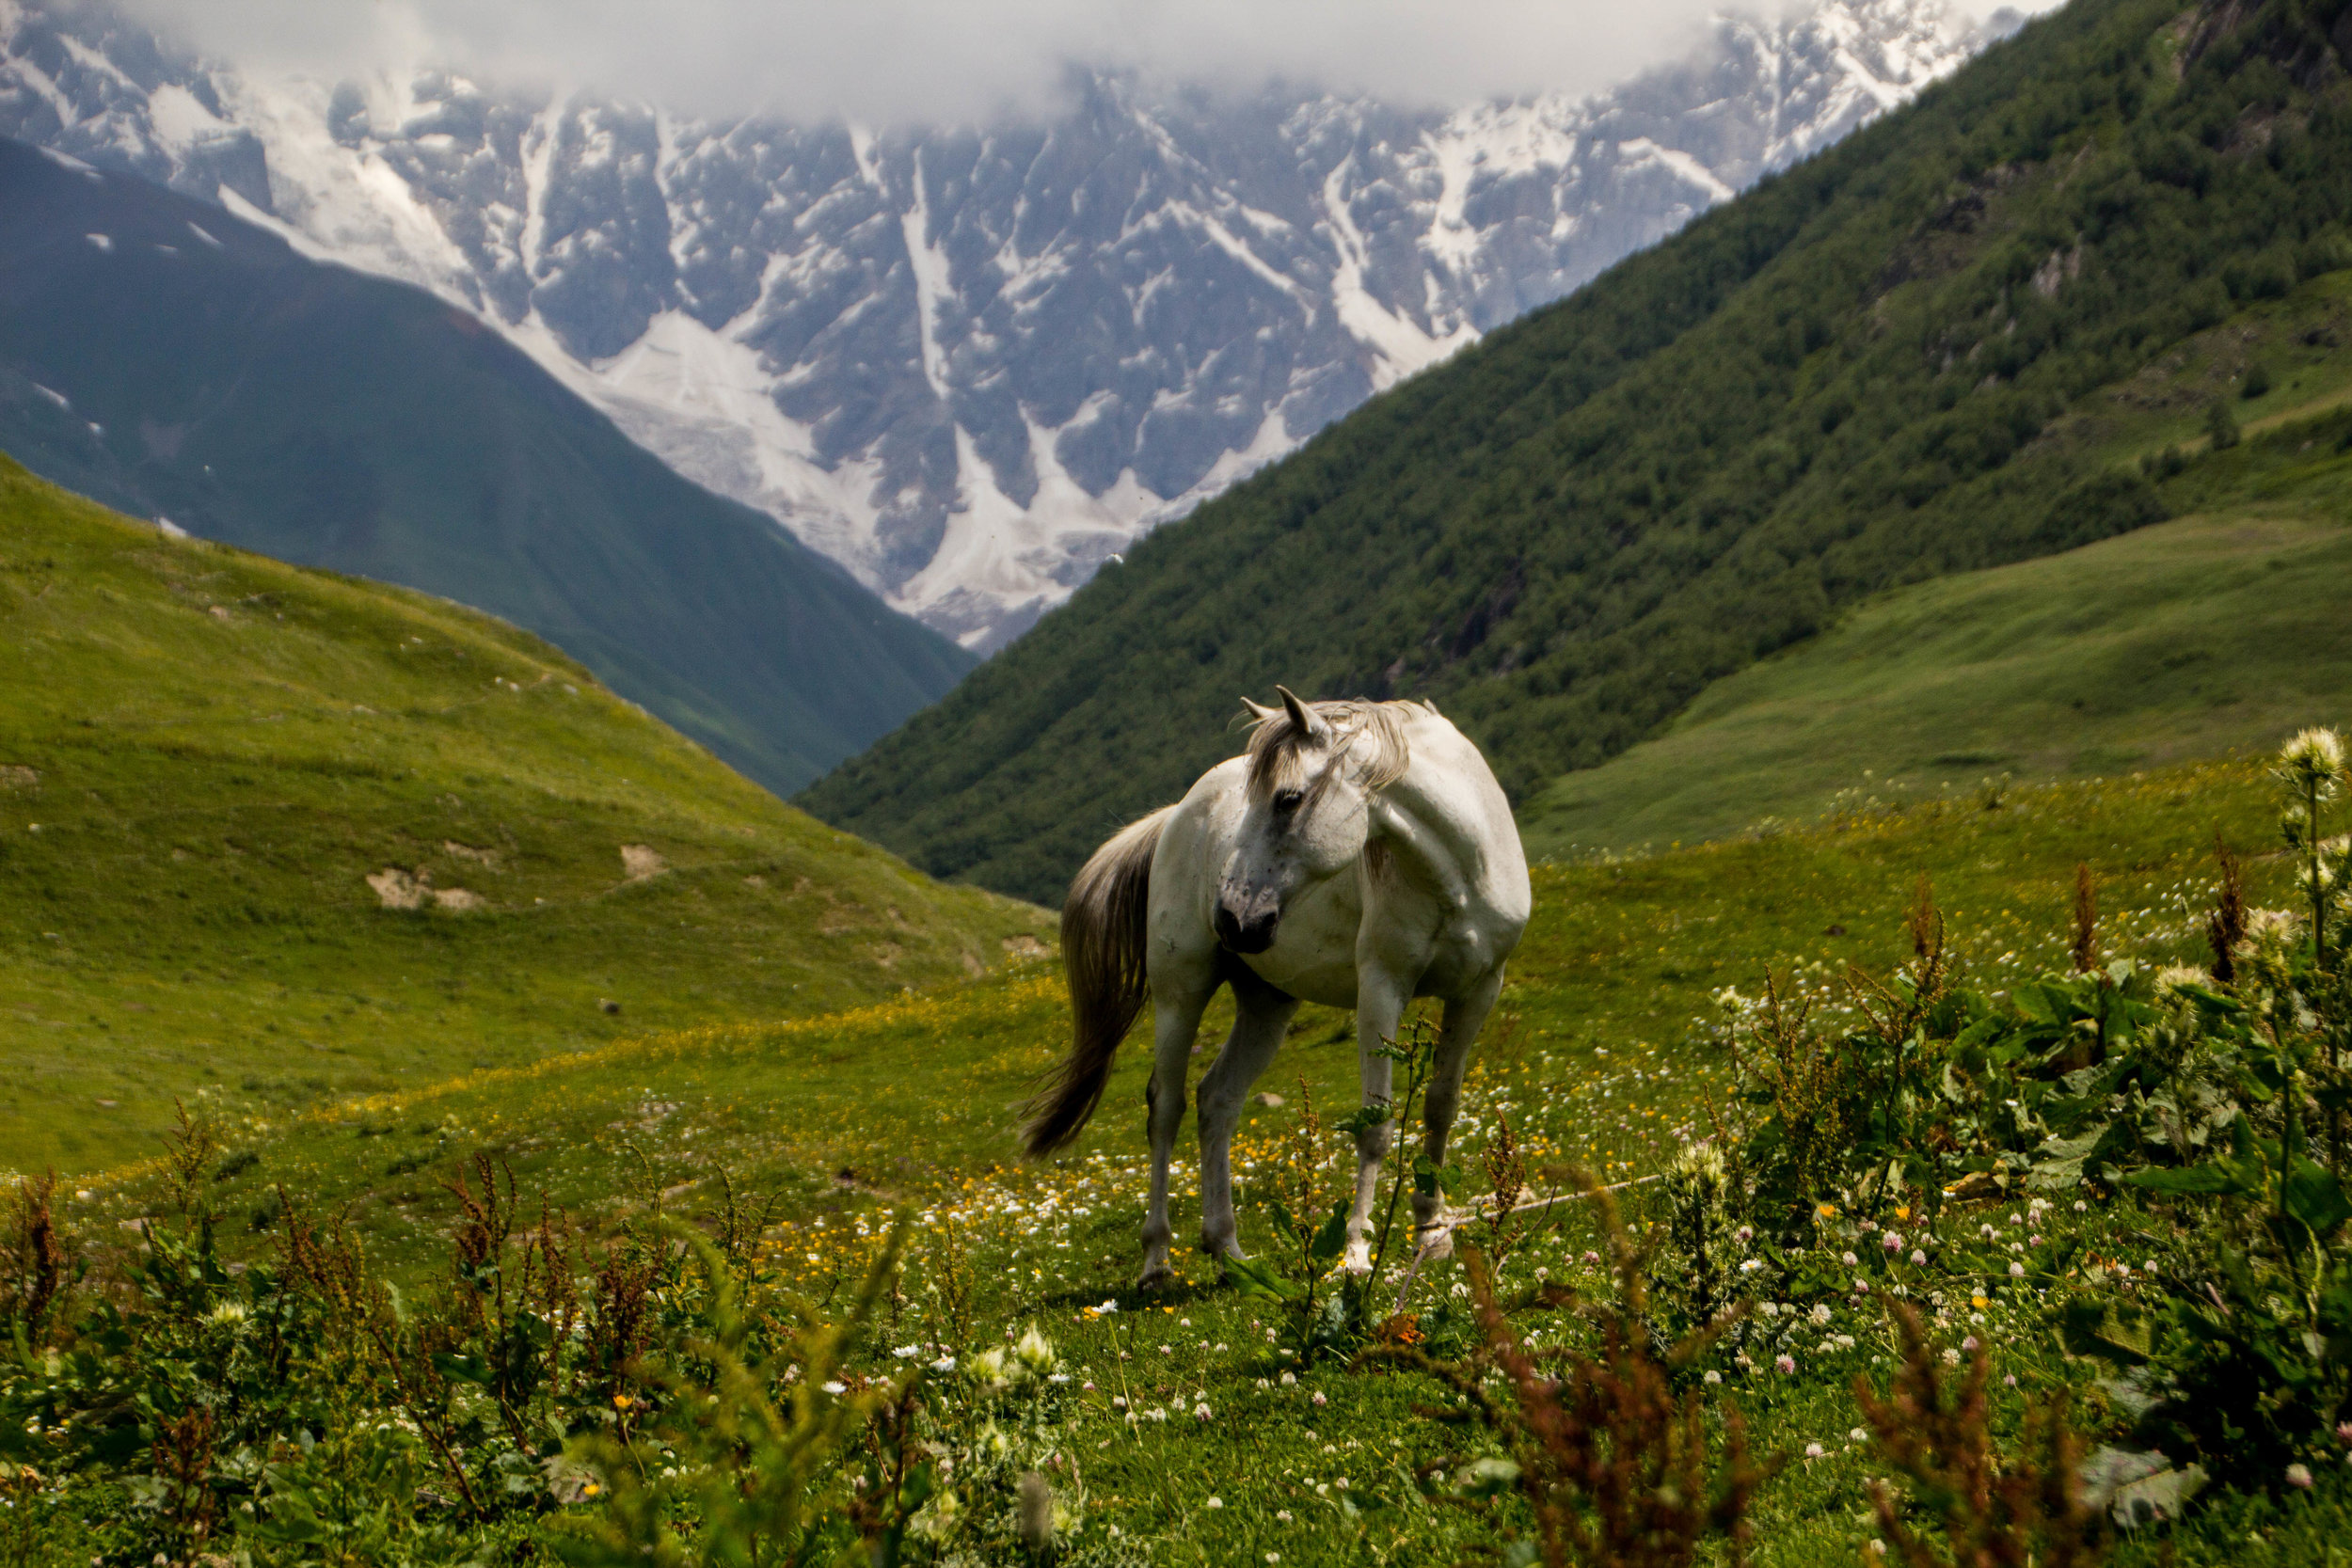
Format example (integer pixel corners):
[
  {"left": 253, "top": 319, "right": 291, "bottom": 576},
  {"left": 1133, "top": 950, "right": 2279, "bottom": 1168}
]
[{"left": 0, "top": 0, "right": 2001, "bottom": 651}]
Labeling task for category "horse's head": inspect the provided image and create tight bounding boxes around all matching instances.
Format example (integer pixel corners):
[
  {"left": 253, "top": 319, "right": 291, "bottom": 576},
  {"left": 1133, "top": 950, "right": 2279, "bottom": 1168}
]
[{"left": 1215, "top": 688, "right": 1406, "bottom": 955}]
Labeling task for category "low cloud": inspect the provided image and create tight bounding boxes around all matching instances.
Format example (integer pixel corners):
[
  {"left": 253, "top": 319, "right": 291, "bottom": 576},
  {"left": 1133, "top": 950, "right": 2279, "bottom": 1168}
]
[{"left": 124, "top": 0, "right": 2059, "bottom": 123}]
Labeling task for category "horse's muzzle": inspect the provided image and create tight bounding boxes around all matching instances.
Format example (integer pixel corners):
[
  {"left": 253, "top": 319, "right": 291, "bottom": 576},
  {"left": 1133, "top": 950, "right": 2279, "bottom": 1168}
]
[{"left": 1214, "top": 900, "right": 1279, "bottom": 955}]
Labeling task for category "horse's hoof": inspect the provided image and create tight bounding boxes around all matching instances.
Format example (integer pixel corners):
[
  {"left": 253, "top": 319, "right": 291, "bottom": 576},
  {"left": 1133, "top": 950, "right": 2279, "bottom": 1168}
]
[
  {"left": 1136, "top": 1260, "right": 1175, "bottom": 1291},
  {"left": 1416, "top": 1225, "right": 1456, "bottom": 1262},
  {"left": 1341, "top": 1242, "right": 1373, "bottom": 1277}
]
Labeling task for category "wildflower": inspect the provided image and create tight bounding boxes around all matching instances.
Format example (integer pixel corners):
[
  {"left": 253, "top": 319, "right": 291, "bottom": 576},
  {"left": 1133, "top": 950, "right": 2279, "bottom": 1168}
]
[
  {"left": 821, "top": 1381, "right": 848, "bottom": 1395},
  {"left": 1971, "top": 1294, "right": 1988, "bottom": 1309},
  {"left": 1735, "top": 1226, "right": 1754, "bottom": 1243},
  {"left": 200, "top": 1301, "right": 250, "bottom": 1329},
  {"left": 893, "top": 1344, "right": 922, "bottom": 1359},
  {"left": 930, "top": 1355, "right": 957, "bottom": 1372},
  {"left": 1805, "top": 1443, "right": 1826, "bottom": 1459},
  {"left": 1015, "top": 1326, "right": 1057, "bottom": 1371},
  {"left": 1882, "top": 1232, "right": 1902, "bottom": 1253},
  {"left": 1703, "top": 1370, "right": 1722, "bottom": 1385},
  {"left": 1775, "top": 1354, "right": 1796, "bottom": 1374},
  {"left": 1279, "top": 1371, "right": 1295, "bottom": 1386},
  {"left": 1739, "top": 1259, "right": 1761, "bottom": 1274},
  {"left": 1582, "top": 1250, "right": 1600, "bottom": 1263},
  {"left": 1941, "top": 1348, "right": 1961, "bottom": 1366},
  {"left": 1842, "top": 1251, "right": 1858, "bottom": 1266},
  {"left": 1195, "top": 1403, "right": 1213, "bottom": 1421},
  {"left": 612, "top": 1393, "right": 634, "bottom": 1411},
  {"left": 1811, "top": 1303, "right": 1833, "bottom": 1325},
  {"left": 2073, "top": 1200, "right": 2088, "bottom": 1212},
  {"left": 2280, "top": 728, "right": 2345, "bottom": 789},
  {"left": 1849, "top": 1427, "right": 1868, "bottom": 1442},
  {"left": 1962, "top": 1336, "right": 1979, "bottom": 1352},
  {"left": 1094, "top": 1298, "right": 1120, "bottom": 1314},
  {"left": 1910, "top": 1249, "right": 1928, "bottom": 1266},
  {"left": 1312, "top": 1390, "right": 1328, "bottom": 1407},
  {"left": 1205, "top": 1496, "right": 1223, "bottom": 1509},
  {"left": 1267, "top": 1556, "right": 1281, "bottom": 1565},
  {"left": 2008, "top": 1262, "right": 2026, "bottom": 1278},
  {"left": 2288, "top": 1463, "right": 2316, "bottom": 1489},
  {"left": 1276, "top": 1510, "right": 1294, "bottom": 1523}
]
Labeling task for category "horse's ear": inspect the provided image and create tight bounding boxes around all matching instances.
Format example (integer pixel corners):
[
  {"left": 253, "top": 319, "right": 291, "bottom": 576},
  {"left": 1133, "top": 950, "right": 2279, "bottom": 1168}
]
[
  {"left": 1240, "top": 696, "right": 1279, "bottom": 723},
  {"left": 1275, "top": 685, "right": 1329, "bottom": 743}
]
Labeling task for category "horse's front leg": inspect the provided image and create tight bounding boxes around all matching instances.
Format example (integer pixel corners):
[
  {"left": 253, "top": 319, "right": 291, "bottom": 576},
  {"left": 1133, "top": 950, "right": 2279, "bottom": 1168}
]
[
  {"left": 1413, "top": 967, "right": 1504, "bottom": 1261},
  {"left": 1342, "top": 968, "right": 1410, "bottom": 1275},
  {"left": 1140, "top": 970, "right": 1215, "bottom": 1290},
  {"left": 1196, "top": 966, "right": 1296, "bottom": 1264}
]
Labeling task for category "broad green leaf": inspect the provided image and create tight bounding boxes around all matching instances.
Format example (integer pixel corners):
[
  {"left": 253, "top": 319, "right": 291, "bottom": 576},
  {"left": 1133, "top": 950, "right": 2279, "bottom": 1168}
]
[
  {"left": 1310, "top": 1200, "right": 1351, "bottom": 1267},
  {"left": 2284, "top": 1160, "right": 2352, "bottom": 1237},
  {"left": 2121, "top": 1163, "right": 2250, "bottom": 1196}
]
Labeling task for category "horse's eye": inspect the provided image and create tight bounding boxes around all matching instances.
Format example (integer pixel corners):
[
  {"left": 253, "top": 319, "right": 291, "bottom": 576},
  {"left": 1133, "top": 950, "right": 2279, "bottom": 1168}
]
[{"left": 1274, "top": 789, "right": 1305, "bottom": 814}]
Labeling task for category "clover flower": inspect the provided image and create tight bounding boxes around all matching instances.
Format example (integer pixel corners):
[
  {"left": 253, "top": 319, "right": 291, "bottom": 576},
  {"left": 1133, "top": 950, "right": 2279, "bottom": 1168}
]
[
  {"left": 2288, "top": 1463, "right": 2315, "bottom": 1489},
  {"left": 1775, "top": 1354, "right": 1796, "bottom": 1374}
]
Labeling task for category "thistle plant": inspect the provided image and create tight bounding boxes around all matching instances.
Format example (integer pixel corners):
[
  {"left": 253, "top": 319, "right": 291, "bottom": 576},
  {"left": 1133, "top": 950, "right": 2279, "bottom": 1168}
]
[{"left": 2277, "top": 727, "right": 2346, "bottom": 973}]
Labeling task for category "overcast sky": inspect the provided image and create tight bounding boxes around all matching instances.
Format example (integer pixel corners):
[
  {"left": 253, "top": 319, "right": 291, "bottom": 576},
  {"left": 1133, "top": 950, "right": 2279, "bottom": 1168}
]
[{"left": 126, "top": 0, "right": 2069, "bottom": 124}]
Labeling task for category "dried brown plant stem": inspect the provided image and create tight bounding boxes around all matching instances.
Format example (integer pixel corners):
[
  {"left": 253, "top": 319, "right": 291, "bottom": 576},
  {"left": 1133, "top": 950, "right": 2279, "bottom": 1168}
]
[
  {"left": 1854, "top": 1304, "right": 2102, "bottom": 1568},
  {"left": 2207, "top": 836, "right": 2247, "bottom": 984},
  {"left": 2071, "top": 863, "right": 2100, "bottom": 975},
  {"left": 1366, "top": 1178, "right": 1780, "bottom": 1568}
]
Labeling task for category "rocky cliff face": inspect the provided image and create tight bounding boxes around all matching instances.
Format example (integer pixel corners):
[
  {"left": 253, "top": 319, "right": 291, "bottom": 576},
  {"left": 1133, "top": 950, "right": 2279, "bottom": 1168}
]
[{"left": 0, "top": 0, "right": 1998, "bottom": 650}]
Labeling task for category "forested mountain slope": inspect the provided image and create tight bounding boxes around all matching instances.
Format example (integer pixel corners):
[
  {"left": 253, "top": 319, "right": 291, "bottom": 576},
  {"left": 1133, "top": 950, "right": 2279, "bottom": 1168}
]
[
  {"left": 0, "top": 459, "right": 1047, "bottom": 1172},
  {"left": 802, "top": 0, "right": 2352, "bottom": 903},
  {"left": 0, "top": 136, "right": 972, "bottom": 796}
]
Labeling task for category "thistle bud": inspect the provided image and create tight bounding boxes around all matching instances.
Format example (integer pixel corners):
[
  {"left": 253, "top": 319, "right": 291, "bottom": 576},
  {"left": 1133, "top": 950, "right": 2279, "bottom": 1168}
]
[{"left": 2280, "top": 728, "right": 2345, "bottom": 793}]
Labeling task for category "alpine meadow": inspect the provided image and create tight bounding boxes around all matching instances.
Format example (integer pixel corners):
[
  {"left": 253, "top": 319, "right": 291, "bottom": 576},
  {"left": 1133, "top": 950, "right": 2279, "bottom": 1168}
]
[{"left": 18, "top": 1, "right": 2352, "bottom": 1566}]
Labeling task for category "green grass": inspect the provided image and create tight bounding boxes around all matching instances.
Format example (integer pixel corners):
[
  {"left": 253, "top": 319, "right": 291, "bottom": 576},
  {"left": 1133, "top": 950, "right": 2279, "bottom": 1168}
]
[
  {"left": 0, "top": 458, "right": 1053, "bottom": 1176},
  {"left": 1519, "top": 511, "right": 2352, "bottom": 860},
  {"left": 55, "top": 749, "right": 2326, "bottom": 1563}
]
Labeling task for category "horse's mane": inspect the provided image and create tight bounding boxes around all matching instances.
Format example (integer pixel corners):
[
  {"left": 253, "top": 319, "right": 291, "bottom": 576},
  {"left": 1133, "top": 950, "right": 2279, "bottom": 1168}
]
[{"left": 1242, "top": 698, "right": 1424, "bottom": 803}]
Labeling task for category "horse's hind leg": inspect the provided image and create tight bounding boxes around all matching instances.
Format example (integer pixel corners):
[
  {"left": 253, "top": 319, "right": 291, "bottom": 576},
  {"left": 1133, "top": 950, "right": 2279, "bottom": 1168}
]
[
  {"left": 1196, "top": 965, "right": 1297, "bottom": 1264},
  {"left": 1414, "top": 967, "right": 1504, "bottom": 1260},
  {"left": 1140, "top": 963, "right": 1216, "bottom": 1290}
]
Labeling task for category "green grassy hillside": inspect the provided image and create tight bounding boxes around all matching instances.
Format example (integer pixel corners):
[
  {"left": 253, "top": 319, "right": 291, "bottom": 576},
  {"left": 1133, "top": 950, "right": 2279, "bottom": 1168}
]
[
  {"left": 132, "top": 756, "right": 2293, "bottom": 1280},
  {"left": 0, "top": 458, "right": 1052, "bottom": 1175},
  {"left": 46, "top": 747, "right": 2330, "bottom": 1566},
  {"left": 803, "top": 0, "right": 2352, "bottom": 903}
]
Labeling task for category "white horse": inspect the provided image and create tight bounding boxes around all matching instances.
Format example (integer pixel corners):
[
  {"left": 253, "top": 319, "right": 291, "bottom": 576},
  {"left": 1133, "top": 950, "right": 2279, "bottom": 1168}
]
[{"left": 1023, "top": 689, "right": 1531, "bottom": 1287}]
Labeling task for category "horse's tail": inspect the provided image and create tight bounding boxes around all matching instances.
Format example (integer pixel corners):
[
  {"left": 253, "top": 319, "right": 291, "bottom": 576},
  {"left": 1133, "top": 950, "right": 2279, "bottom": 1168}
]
[{"left": 1022, "top": 806, "right": 1172, "bottom": 1158}]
